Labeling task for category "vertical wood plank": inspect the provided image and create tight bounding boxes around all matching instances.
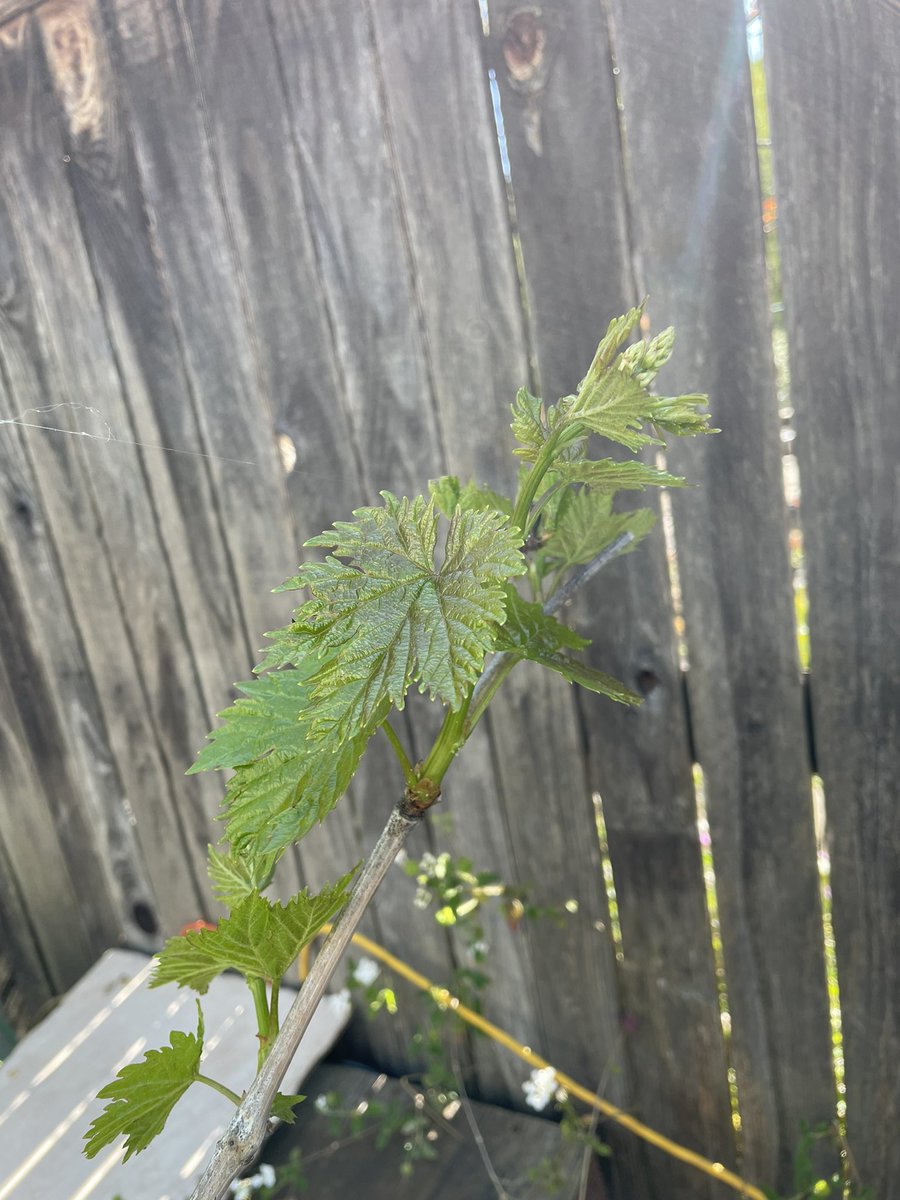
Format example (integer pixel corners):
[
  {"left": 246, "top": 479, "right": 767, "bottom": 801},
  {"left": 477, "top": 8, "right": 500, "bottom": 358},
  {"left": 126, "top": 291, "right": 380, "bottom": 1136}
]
[
  {"left": 260, "top": 0, "right": 463, "bottom": 1070},
  {"left": 605, "top": 0, "right": 835, "bottom": 1188},
  {"left": 487, "top": 1, "right": 736, "bottom": 1192},
  {"left": 33, "top": 0, "right": 255, "bottom": 723},
  {"left": 0, "top": 366, "right": 157, "bottom": 956},
  {"left": 764, "top": 5, "right": 900, "bottom": 1191},
  {"left": 0, "top": 11, "right": 213, "bottom": 933},
  {"left": 367, "top": 0, "right": 629, "bottom": 1119}
]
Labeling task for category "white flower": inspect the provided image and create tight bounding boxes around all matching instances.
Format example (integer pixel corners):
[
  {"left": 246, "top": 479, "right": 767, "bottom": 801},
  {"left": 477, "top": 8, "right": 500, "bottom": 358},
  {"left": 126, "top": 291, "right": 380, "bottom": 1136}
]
[
  {"left": 522, "top": 1066, "right": 558, "bottom": 1111},
  {"left": 419, "top": 851, "right": 437, "bottom": 872},
  {"left": 229, "top": 1180, "right": 253, "bottom": 1200},
  {"left": 414, "top": 887, "right": 432, "bottom": 909},
  {"left": 254, "top": 1164, "right": 276, "bottom": 1188},
  {"left": 314, "top": 1094, "right": 330, "bottom": 1113},
  {"left": 352, "top": 956, "right": 380, "bottom": 987},
  {"left": 470, "top": 939, "right": 489, "bottom": 958}
]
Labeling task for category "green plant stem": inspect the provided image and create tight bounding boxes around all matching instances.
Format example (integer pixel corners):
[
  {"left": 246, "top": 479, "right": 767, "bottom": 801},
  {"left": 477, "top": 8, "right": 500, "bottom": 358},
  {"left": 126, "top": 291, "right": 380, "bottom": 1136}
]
[
  {"left": 420, "top": 694, "right": 471, "bottom": 785},
  {"left": 196, "top": 1075, "right": 242, "bottom": 1107},
  {"left": 382, "top": 719, "right": 416, "bottom": 783},
  {"left": 247, "top": 977, "right": 270, "bottom": 1069},
  {"left": 511, "top": 432, "right": 564, "bottom": 535},
  {"left": 268, "top": 978, "right": 280, "bottom": 1044}
]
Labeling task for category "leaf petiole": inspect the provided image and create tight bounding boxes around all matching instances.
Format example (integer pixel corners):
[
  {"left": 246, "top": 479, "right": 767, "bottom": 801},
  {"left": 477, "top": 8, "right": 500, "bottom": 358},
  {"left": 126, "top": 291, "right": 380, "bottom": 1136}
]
[
  {"left": 247, "top": 976, "right": 270, "bottom": 1070},
  {"left": 196, "top": 1074, "right": 242, "bottom": 1108},
  {"left": 382, "top": 719, "right": 416, "bottom": 784}
]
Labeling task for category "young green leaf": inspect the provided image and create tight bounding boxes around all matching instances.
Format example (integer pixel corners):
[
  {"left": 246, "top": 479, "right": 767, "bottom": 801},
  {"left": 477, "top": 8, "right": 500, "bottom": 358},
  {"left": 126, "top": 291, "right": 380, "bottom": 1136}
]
[
  {"left": 541, "top": 491, "right": 656, "bottom": 577},
  {"left": 272, "top": 1093, "right": 305, "bottom": 1124},
  {"left": 581, "top": 304, "right": 645, "bottom": 380},
  {"left": 497, "top": 585, "right": 590, "bottom": 657},
  {"left": 621, "top": 325, "right": 676, "bottom": 388},
  {"left": 497, "top": 588, "right": 640, "bottom": 706},
  {"left": 429, "top": 475, "right": 512, "bottom": 520},
  {"left": 151, "top": 870, "right": 357, "bottom": 993},
  {"left": 208, "top": 845, "right": 278, "bottom": 906},
  {"left": 559, "top": 458, "right": 684, "bottom": 493},
  {"left": 285, "top": 492, "right": 525, "bottom": 741},
  {"left": 188, "top": 670, "right": 374, "bottom": 856},
  {"left": 84, "top": 1004, "right": 205, "bottom": 1161}
]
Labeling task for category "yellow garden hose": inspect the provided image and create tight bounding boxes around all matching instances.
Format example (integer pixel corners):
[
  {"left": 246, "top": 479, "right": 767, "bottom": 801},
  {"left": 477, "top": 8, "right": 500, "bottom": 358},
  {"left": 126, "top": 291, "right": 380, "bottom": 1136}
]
[{"left": 300, "top": 927, "right": 766, "bottom": 1200}]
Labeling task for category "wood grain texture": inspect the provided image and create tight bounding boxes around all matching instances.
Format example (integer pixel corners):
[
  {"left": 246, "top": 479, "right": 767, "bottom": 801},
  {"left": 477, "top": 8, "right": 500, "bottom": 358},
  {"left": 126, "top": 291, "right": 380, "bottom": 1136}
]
[
  {"left": 764, "top": 4, "right": 900, "bottom": 1191},
  {"left": 262, "top": 0, "right": 480, "bottom": 1070},
  {"left": 486, "top": 1, "right": 736, "bottom": 1193},
  {"left": 365, "top": 0, "right": 625, "bottom": 1111},
  {"left": 0, "top": 372, "right": 157, "bottom": 964},
  {"left": 0, "top": 10, "right": 214, "bottom": 933},
  {"left": 605, "top": 0, "right": 835, "bottom": 1187},
  {"left": 95, "top": 0, "right": 308, "bottom": 899}
]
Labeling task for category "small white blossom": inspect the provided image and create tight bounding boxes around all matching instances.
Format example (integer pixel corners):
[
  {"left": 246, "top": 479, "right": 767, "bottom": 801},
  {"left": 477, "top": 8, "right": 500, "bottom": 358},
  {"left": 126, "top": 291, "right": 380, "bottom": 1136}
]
[
  {"left": 419, "top": 851, "right": 437, "bottom": 872},
  {"left": 470, "top": 939, "right": 489, "bottom": 958},
  {"left": 314, "top": 1094, "right": 330, "bottom": 1113},
  {"left": 522, "top": 1066, "right": 558, "bottom": 1112},
  {"left": 229, "top": 1180, "right": 253, "bottom": 1200},
  {"left": 414, "top": 887, "right": 432, "bottom": 908},
  {"left": 255, "top": 1164, "right": 276, "bottom": 1188},
  {"left": 554, "top": 1086, "right": 568, "bottom": 1104},
  {"left": 352, "top": 956, "right": 380, "bottom": 987}
]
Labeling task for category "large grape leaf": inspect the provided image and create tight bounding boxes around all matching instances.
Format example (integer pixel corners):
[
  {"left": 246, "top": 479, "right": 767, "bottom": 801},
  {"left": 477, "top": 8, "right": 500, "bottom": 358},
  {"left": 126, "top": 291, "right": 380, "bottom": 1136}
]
[{"left": 279, "top": 493, "right": 525, "bottom": 741}]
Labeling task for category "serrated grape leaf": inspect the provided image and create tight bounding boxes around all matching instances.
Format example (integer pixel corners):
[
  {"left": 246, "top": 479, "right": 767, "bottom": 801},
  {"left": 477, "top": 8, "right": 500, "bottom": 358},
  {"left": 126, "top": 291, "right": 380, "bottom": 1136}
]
[
  {"left": 208, "top": 845, "right": 278, "bottom": 906},
  {"left": 497, "top": 588, "right": 640, "bottom": 706},
  {"left": 288, "top": 492, "right": 524, "bottom": 741},
  {"left": 151, "top": 870, "right": 357, "bottom": 993},
  {"left": 273, "top": 1093, "right": 305, "bottom": 1124},
  {"left": 429, "top": 476, "right": 513, "bottom": 520},
  {"left": 84, "top": 1004, "right": 204, "bottom": 1161},
  {"left": 559, "top": 458, "right": 685, "bottom": 493},
  {"left": 188, "top": 669, "right": 374, "bottom": 856},
  {"left": 189, "top": 667, "right": 319, "bottom": 775},
  {"left": 542, "top": 491, "right": 656, "bottom": 575}
]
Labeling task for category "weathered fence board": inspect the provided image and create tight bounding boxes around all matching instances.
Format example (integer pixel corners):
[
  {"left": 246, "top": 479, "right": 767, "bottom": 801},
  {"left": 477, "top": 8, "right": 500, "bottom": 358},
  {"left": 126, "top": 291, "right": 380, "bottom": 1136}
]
[
  {"left": 486, "top": 3, "right": 735, "bottom": 1195},
  {"left": 605, "top": 0, "right": 835, "bottom": 1188},
  {"left": 0, "top": 15, "right": 213, "bottom": 933},
  {"left": 765, "top": 4, "right": 900, "bottom": 1192},
  {"left": 367, "top": 0, "right": 628, "bottom": 1116},
  {"left": 0, "top": 2, "right": 895, "bottom": 1199},
  {"left": 0, "top": 374, "right": 157, "bottom": 957}
]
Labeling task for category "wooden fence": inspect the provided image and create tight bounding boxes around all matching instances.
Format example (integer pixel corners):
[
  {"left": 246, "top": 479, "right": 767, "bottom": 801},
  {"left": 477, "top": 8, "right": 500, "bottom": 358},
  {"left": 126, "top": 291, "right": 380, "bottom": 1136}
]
[{"left": 0, "top": 0, "right": 896, "bottom": 1196}]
